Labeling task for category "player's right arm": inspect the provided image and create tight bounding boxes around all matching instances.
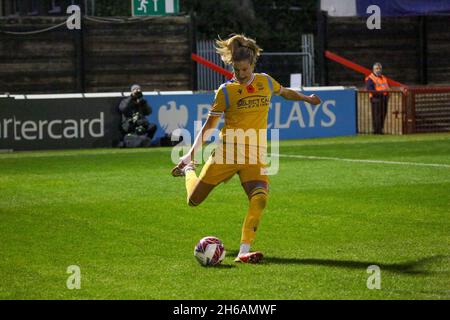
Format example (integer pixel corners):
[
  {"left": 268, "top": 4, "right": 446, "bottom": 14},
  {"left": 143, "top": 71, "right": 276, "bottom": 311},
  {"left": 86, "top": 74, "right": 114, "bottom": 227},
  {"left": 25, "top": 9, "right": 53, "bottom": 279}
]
[
  {"left": 177, "top": 86, "right": 226, "bottom": 166},
  {"left": 178, "top": 115, "right": 220, "bottom": 165}
]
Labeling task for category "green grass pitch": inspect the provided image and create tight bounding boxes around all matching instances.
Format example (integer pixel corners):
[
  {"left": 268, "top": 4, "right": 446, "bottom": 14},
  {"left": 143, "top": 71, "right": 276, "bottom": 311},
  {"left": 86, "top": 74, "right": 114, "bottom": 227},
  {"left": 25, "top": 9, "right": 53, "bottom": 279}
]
[{"left": 0, "top": 133, "right": 449, "bottom": 300}]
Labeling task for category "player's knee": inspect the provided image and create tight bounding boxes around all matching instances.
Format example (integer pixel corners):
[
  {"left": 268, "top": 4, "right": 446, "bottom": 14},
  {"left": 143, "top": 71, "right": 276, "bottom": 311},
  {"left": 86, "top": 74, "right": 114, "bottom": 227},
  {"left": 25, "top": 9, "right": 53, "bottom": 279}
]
[
  {"left": 187, "top": 181, "right": 214, "bottom": 207},
  {"left": 253, "top": 194, "right": 267, "bottom": 210},
  {"left": 249, "top": 189, "right": 268, "bottom": 210}
]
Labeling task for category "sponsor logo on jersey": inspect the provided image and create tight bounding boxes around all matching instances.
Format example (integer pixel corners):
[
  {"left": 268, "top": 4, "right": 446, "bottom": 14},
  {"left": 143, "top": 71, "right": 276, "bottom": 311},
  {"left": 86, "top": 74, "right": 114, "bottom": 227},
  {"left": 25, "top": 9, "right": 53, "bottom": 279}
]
[{"left": 236, "top": 96, "right": 270, "bottom": 110}]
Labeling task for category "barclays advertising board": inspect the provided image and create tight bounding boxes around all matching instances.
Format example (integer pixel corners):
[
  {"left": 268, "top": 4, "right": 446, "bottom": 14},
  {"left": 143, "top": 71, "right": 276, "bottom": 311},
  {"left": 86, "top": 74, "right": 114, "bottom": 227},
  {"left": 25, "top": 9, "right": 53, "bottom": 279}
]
[{"left": 145, "top": 89, "right": 356, "bottom": 142}]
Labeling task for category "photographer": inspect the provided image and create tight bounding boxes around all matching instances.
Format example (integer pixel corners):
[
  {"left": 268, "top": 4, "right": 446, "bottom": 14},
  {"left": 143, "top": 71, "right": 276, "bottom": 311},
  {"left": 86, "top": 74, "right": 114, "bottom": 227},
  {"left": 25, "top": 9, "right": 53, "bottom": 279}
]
[{"left": 118, "top": 84, "right": 157, "bottom": 147}]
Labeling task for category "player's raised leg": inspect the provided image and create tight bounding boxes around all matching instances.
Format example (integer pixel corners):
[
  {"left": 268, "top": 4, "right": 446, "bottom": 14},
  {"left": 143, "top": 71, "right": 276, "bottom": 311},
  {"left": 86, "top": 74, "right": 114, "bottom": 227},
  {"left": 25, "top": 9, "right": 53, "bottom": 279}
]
[
  {"left": 184, "top": 165, "right": 216, "bottom": 207},
  {"left": 171, "top": 113, "right": 222, "bottom": 206}
]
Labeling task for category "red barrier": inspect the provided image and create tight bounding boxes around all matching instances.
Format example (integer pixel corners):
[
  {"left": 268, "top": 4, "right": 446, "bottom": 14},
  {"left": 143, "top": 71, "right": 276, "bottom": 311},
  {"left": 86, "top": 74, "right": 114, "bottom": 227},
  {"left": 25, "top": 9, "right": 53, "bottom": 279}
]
[
  {"left": 191, "top": 53, "right": 234, "bottom": 80},
  {"left": 325, "top": 50, "right": 406, "bottom": 88}
]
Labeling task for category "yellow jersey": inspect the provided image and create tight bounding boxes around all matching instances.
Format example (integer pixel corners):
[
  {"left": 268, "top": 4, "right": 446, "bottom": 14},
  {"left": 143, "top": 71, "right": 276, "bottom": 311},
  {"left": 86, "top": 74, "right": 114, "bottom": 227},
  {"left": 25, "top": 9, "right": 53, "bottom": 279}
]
[{"left": 209, "top": 73, "right": 282, "bottom": 147}]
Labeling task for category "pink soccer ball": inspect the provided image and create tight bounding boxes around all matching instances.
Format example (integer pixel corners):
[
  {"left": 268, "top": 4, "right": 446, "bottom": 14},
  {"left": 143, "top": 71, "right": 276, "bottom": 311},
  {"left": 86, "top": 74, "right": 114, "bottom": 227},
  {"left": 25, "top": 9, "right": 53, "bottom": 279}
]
[{"left": 194, "top": 236, "right": 226, "bottom": 266}]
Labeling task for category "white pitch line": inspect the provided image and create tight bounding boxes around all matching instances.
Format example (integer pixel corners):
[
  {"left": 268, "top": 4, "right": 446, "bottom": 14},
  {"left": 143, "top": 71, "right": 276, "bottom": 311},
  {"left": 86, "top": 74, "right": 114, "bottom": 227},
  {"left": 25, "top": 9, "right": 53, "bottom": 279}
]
[{"left": 275, "top": 154, "right": 450, "bottom": 169}]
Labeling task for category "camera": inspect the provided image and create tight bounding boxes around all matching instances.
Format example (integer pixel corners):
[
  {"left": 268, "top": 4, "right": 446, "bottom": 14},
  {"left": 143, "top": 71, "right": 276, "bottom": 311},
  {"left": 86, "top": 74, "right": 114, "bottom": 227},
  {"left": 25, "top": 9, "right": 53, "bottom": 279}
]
[
  {"left": 132, "top": 91, "right": 143, "bottom": 102},
  {"left": 135, "top": 125, "right": 146, "bottom": 135}
]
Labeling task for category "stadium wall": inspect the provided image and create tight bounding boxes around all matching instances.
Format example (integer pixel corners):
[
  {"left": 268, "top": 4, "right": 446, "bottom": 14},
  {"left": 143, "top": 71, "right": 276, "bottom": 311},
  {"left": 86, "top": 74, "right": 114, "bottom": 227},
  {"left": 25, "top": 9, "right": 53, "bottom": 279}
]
[
  {"left": 320, "top": 16, "right": 450, "bottom": 87},
  {"left": 0, "top": 16, "right": 194, "bottom": 94}
]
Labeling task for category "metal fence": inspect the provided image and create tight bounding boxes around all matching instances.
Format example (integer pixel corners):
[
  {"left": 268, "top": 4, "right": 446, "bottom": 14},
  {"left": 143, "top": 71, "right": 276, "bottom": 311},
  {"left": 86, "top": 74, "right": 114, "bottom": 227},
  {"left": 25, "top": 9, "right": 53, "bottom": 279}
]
[
  {"left": 409, "top": 87, "right": 450, "bottom": 133},
  {"left": 195, "top": 36, "right": 316, "bottom": 90},
  {"left": 302, "top": 34, "right": 315, "bottom": 86},
  {"left": 358, "top": 90, "right": 407, "bottom": 135},
  {"left": 196, "top": 39, "right": 229, "bottom": 91},
  {"left": 357, "top": 87, "right": 450, "bottom": 135}
]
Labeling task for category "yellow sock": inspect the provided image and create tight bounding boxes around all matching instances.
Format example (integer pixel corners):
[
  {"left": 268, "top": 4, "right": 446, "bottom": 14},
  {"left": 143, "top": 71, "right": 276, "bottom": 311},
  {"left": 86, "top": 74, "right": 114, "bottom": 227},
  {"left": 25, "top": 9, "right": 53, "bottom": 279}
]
[
  {"left": 185, "top": 170, "right": 198, "bottom": 205},
  {"left": 241, "top": 189, "right": 267, "bottom": 245}
]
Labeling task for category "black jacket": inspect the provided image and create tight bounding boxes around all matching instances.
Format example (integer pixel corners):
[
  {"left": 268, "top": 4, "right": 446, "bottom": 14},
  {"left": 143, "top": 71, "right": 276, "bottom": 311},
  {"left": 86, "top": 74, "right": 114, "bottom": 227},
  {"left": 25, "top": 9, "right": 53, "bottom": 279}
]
[{"left": 118, "top": 96, "right": 152, "bottom": 118}]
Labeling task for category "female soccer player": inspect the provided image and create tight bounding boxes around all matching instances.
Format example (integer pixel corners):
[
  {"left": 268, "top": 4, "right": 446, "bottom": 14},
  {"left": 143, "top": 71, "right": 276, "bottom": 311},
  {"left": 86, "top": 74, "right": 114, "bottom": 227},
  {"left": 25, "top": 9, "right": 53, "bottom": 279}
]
[{"left": 172, "top": 34, "right": 321, "bottom": 263}]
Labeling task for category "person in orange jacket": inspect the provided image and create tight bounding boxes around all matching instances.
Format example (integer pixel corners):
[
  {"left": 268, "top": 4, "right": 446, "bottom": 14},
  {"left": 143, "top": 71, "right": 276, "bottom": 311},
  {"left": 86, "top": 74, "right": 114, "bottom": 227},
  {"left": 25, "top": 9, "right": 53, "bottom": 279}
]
[{"left": 365, "top": 63, "right": 390, "bottom": 134}]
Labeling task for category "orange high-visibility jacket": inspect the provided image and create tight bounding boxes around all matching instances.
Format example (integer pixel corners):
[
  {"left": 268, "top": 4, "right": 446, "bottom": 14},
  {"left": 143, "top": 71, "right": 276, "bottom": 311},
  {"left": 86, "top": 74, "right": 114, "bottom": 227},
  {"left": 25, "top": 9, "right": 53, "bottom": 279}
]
[{"left": 365, "top": 73, "right": 389, "bottom": 98}]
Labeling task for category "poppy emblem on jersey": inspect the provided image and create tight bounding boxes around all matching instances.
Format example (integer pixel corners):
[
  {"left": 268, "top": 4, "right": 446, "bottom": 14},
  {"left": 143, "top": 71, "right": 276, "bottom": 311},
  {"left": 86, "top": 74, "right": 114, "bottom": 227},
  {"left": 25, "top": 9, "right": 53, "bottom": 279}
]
[{"left": 246, "top": 85, "right": 255, "bottom": 93}]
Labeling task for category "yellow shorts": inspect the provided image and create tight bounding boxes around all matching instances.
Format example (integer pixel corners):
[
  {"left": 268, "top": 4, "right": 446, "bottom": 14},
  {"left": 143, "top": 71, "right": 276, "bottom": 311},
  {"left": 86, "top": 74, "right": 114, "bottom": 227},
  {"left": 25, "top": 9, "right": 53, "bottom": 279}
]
[
  {"left": 198, "top": 159, "right": 269, "bottom": 186},
  {"left": 198, "top": 144, "right": 269, "bottom": 186}
]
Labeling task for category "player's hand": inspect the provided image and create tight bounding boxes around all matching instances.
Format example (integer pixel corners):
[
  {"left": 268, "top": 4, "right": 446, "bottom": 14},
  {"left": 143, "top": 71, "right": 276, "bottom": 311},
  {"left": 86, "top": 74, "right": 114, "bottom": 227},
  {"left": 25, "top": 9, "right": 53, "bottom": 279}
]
[{"left": 308, "top": 94, "right": 321, "bottom": 105}]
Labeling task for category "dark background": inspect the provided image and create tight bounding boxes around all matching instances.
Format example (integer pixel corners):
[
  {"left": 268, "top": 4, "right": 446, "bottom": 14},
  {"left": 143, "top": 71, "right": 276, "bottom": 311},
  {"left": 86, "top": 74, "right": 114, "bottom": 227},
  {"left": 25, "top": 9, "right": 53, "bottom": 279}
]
[{"left": 1, "top": 0, "right": 449, "bottom": 92}]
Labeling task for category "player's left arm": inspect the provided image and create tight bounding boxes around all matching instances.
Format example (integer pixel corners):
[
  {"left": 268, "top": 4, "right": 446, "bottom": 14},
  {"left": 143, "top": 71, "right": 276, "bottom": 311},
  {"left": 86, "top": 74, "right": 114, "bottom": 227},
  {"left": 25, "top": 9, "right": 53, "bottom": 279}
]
[{"left": 279, "top": 87, "right": 321, "bottom": 105}]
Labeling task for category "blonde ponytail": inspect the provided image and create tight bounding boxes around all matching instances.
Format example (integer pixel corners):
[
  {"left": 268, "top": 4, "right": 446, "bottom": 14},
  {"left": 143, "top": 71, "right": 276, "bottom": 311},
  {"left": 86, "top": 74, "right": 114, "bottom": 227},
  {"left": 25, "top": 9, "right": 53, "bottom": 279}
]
[{"left": 215, "top": 34, "right": 262, "bottom": 65}]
